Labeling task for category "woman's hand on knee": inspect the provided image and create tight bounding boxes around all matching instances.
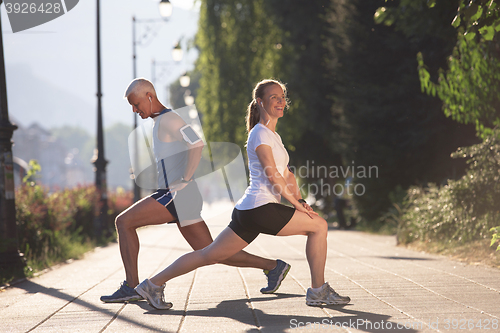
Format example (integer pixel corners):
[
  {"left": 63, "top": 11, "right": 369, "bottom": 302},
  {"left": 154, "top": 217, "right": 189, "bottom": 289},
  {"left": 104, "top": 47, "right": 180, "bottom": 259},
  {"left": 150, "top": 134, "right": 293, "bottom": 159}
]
[{"left": 294, "top": 203, "right": 318, "bottom": 219}]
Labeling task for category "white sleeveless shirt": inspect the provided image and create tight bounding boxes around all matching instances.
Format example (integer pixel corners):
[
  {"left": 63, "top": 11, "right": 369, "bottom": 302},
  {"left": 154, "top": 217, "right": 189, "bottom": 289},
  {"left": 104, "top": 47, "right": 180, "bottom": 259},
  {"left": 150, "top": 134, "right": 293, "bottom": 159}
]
[{"left": 152, "top": 109, "right": 189, "bottom": 189}]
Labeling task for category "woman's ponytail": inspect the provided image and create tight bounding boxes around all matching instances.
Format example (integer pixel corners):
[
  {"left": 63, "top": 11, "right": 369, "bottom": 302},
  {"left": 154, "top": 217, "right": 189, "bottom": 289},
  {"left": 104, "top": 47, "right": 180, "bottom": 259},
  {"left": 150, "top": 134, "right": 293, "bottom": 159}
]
[{"left": 245, "top": 99, "right": 260, "bottom": 132}]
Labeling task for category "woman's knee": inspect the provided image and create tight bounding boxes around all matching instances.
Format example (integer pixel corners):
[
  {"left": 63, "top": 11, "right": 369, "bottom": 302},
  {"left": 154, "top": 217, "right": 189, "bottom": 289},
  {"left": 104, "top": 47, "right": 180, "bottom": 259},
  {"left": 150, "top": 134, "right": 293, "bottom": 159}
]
[
  {"left": 199, "top": 251, "right": 220, "bottom": 266},
  {"left": 199, "top": 246, "right": 229, "bottom": 266},
  {"left": 311, "top": 216, "right": 328, "bottom": 235}
]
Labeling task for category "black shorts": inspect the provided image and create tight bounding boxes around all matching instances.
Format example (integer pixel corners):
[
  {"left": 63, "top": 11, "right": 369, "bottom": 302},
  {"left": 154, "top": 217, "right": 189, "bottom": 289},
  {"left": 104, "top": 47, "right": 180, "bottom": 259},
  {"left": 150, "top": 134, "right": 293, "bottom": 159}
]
[
  {"left": 228, "top": 203, "right": 295, "bottom": 244},
  {"left": 150, "top": 181, "right": 203, "bottom": 226}
]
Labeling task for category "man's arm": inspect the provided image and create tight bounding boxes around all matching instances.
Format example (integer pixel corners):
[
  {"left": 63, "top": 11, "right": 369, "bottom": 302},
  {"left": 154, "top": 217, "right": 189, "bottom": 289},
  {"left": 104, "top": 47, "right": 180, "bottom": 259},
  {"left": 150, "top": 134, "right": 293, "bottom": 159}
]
[{"left": 158, "top": 113, "right": 204, "bottom": 188}]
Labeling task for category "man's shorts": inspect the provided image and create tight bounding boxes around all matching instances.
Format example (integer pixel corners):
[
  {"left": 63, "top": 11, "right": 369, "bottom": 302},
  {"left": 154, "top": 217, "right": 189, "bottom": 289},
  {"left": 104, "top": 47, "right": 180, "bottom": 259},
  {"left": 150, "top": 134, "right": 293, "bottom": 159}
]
[
  {"left": 150, "top": 180, "right": 203, "bottom": 227},
  {"left": 228, "top": 203, "right": 295, "bottom": 244}
]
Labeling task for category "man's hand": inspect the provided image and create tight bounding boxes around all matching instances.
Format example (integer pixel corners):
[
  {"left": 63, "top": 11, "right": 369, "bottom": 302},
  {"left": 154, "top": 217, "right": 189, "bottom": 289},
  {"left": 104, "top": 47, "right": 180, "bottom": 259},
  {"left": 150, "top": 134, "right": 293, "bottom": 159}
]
[{"left": 169, "top": 180, "right": 189, "bottom": 192}]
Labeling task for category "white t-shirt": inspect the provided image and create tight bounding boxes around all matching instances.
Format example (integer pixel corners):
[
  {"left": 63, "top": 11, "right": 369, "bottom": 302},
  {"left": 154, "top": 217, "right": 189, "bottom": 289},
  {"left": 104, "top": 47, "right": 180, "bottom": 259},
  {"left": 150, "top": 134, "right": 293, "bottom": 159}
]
[{"left": 235, "top": 123, "right": 290, "bottom": 210}]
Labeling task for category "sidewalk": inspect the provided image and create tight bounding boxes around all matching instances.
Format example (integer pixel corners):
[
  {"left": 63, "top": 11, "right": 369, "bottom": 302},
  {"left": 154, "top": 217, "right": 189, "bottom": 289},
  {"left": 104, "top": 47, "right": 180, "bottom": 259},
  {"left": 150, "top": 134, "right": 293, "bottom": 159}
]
[{"left": 1, "top": 205, "right": 499, "bottom": 333}]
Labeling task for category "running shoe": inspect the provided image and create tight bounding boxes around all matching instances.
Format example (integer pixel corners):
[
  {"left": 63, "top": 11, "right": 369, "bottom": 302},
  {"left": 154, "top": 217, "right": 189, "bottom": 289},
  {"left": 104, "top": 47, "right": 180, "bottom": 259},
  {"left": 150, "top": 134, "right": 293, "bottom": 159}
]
[
  {"left": 306, "top": 282, "right": 350, "bottom": 306},
  {"left": 100, "top": 281, "right": 143, "bottom": 303},
  {"left": 260, "top": 259, "right": 291, "bottom": 294},
  {"left": 135, "top": 279, "right": 173, "bottom": 310}
]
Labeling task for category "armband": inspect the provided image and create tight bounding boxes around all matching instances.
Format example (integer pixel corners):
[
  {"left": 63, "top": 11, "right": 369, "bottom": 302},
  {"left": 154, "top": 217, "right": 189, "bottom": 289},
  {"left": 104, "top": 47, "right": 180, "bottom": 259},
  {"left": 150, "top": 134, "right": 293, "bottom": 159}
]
[
  {"left": 180, "top": 124, "right": 202, "bottom": 145},
  {"left": 298, "top": 199, "right": 307, "bottom": 204}
]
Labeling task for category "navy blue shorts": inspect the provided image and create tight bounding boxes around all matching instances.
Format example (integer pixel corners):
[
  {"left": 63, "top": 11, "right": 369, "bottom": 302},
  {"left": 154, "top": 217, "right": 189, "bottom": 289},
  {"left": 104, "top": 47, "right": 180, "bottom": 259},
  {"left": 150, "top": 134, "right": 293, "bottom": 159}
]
[
  {"left": 228, "top": 203, "right": 295, "bottom": 244},
  {"left": 150, "top": 181, "right": 203, "bottom": 226}
]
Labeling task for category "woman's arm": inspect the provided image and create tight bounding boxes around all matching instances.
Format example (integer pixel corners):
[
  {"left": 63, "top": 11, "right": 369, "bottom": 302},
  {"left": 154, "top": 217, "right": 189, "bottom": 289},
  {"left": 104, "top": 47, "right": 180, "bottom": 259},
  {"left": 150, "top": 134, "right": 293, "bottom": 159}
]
[
  {"left": 255, "top": 144, "right": 317, "bottom": 218},
  {"left": 283, "top": 166, "right": 315, "bottom": 213},
  {"left": 284, "top": 166, "right": 302, "bottom": 201}
]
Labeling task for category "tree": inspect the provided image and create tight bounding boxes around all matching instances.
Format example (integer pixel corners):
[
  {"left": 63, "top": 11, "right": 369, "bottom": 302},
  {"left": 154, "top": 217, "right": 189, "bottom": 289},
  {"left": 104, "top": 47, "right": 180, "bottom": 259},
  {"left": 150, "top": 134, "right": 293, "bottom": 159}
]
[
  {"left": 194, "top": 0, "right": 342, "bottom": 210},
  {"left": 194, "top": 0, "right": 281, "bottom": 145},
  {"left": 414, "top": 0, "right": 500, "bottom": 137},
  {"left": 326, "top": 0, "right": 478, "bottom": 221}
]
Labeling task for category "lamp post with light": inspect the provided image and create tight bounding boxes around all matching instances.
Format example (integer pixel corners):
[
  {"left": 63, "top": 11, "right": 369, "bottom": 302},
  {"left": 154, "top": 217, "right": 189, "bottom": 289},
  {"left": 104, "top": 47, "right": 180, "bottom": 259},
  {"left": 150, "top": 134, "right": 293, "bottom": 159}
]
[
  {"left": 131, "top": 0, "right": 173, "bottom": 202},
  {"left": 179, "top": 72, "right": 191, "bottom": 88}
]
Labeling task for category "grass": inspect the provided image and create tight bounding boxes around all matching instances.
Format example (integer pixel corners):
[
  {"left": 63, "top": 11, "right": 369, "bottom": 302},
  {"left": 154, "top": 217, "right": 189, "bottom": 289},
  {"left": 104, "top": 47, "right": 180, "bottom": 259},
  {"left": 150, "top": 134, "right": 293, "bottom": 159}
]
[{"left": 404, "top": 238, "right": 500, "bottom": 269}]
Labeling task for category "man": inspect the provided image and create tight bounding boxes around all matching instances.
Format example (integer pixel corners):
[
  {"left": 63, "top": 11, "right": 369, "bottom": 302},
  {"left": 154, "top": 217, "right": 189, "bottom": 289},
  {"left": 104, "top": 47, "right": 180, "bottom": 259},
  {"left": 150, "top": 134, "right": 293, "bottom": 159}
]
[{"left": 101, "top": 78, "right": 290, "bottom": 303}]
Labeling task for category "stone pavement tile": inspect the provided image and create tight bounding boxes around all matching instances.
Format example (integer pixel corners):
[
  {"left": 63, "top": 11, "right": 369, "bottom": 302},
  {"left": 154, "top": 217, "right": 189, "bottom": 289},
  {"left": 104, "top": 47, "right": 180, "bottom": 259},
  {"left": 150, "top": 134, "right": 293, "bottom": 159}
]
[
  {"left": 227, "top": 239, "right": 345, "bottom": 333},
  {"left": 1, "top": 291, "right": 73, "bottom": 333},
  {"left": 3, "top": 221, "right": 500, "bottom": 333},
  {"left": 0, "top": 224, "right": 187, "bottom": 333},
  {"left": 240, "top": 238, "right": 418, "bottom": 333},
  {"left": 177, "top": 265, "right": 258, "bottom": 332},
  {"left": 330, "top": 231, "right": 500, "bottom": 285},
  {"left": 250, "top": 292, "right": 415, "bottom": 333},
  {"left": 409, "top": 314, "right": 499, "bottom": 333},
  {"left": 325, "top": 255, "right": 499, "bottom": 321}
]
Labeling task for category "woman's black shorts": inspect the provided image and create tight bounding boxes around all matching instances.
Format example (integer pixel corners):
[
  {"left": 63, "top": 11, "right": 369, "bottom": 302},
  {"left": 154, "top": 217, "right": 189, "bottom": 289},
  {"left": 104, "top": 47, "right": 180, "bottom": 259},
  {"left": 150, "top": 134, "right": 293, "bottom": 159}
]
[{"left": 228, "top": 203, "right": 295, "bottom": 244}]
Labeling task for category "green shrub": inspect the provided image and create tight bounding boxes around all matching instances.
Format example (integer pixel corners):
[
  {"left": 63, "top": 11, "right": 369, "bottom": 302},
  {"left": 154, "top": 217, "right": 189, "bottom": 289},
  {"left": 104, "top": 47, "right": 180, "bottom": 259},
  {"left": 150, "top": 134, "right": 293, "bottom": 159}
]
[
  {"left": 5, "top": 179, "right": 132, "bottom": 284},
  {"left": 491, "top": 226, "right": 500, "bottom": 251},
  {"left": 398, "top": 129, "right": 500, "bottom": 245}
]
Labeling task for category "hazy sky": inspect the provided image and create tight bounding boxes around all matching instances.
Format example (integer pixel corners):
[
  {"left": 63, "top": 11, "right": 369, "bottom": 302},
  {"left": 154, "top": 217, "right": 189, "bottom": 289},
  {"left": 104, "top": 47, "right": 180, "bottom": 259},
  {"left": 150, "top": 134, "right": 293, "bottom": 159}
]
[{"left": 2, "top": 0, "right": 200, "bottom": 134}]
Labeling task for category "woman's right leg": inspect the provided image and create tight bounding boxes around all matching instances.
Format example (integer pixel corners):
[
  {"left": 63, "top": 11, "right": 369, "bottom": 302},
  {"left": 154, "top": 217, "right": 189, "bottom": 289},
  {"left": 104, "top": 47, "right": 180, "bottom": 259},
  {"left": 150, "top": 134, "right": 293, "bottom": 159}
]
[
  {"left": 276, "top": 211, "right": 328, "bottom": 289},
  {"left": 150, "top": 227, "right": 249, "bottom": 286}
]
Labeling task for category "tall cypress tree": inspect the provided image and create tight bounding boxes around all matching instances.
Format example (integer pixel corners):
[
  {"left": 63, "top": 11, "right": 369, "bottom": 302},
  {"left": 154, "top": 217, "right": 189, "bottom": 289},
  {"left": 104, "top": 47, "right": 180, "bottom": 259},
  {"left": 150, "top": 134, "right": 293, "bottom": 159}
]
[{"left": 194, "top": 0, "right": 342, "bottom": 208}]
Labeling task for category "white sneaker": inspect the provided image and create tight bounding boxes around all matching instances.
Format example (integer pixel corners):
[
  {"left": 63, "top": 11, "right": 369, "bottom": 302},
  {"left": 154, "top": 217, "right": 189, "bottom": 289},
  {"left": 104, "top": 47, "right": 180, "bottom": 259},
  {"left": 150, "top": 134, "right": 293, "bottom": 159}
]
[
  {"left": 135, "top": 279, "right": 173, "bottom": 310},
  {"left": 306, "top": 282, "right": 350, "bottom": 306}
]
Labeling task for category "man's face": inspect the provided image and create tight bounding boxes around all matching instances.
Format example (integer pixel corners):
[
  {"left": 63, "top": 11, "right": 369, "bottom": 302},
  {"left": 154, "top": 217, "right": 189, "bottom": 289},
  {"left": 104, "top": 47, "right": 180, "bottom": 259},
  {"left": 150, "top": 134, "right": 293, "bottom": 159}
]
[{"left": 127, "top": 93, "right": 151, "bottom": 119}]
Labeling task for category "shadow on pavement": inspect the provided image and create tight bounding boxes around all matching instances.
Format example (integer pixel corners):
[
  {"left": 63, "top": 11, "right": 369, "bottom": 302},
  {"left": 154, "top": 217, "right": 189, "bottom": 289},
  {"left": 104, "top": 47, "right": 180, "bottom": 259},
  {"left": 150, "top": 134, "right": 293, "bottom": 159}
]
[
  {"left": 11, "top": 280, "right": 175, "bottom": 333},
  {"left": 378, "top": 256, "right": 435, "bottom": 261},
  {"left": 140, "top": 294, "right": 419, "bottom": 333}
]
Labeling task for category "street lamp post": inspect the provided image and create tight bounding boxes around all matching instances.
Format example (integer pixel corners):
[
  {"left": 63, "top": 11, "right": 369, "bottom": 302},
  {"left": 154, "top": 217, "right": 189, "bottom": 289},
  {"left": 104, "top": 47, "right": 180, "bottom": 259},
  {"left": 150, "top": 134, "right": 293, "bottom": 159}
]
[
  {"left": 92, "top": 0, "right": 108, "bottom": 237},
  {"left": 0, "top": 6, "right": 24, "bottom": 271},
  {"left": 151, "top": 57, "right": 181, "bottom": 88},
  {"left": 151, "top": 57, "right": 181, "bottom": 106},
  {"left": 131, "top": 2, "right": 172, "bottom": 202}
]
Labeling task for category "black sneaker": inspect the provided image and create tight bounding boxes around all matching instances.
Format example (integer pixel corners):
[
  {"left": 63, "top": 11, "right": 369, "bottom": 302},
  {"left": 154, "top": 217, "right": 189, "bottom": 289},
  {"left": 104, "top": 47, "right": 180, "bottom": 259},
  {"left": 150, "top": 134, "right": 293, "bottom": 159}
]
[
  {"left": 260, "top": 259, "right": 291, "bottom": 294},
  {"left": 100, "top": 281, "right": 143, "bottom": 303}
]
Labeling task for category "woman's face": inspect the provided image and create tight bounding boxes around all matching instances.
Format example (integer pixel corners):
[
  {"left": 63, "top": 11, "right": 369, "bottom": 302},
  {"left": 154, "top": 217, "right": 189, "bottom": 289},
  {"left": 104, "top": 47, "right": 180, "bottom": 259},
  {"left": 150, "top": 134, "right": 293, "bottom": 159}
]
[{"left": 260, "top": 84, "right": 286, "bottom": 119}]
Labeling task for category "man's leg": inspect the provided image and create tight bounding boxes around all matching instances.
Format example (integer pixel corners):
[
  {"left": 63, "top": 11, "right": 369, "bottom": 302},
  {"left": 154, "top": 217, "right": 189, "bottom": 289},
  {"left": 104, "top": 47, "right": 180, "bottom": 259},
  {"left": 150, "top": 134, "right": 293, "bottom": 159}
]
[
  {"left": 101, "top": 196, "right": 176, "bottom": 303},
  {"left": 116, "top": 197, "right": 176, "bottom": 288},
  {"left": 177, "top": 221, "right": 276, "bottom": 270}
]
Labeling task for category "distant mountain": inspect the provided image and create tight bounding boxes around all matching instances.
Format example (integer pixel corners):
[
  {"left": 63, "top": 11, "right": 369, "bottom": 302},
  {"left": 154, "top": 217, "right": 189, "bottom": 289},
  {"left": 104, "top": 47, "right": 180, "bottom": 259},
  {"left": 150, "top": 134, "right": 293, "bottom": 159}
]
[
  {"left": 6, "top": 63, "right": 96, "bottom": 134},
  {"left": 3, "top": 3, "right": 200, "bottom": 136}
]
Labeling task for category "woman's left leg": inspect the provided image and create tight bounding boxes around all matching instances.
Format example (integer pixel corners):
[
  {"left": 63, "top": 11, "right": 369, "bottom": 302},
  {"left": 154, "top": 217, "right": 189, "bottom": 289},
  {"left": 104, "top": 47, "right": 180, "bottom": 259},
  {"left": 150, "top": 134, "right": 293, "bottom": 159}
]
[
  {"left": 150, "top": 227, "right": 249, "bottom": 286},
  {"left": 276, "top": 210, "right": 328, "bottom": 288},
  {"left": 178, "top": 221, "right": 276, "bottom": 270}
]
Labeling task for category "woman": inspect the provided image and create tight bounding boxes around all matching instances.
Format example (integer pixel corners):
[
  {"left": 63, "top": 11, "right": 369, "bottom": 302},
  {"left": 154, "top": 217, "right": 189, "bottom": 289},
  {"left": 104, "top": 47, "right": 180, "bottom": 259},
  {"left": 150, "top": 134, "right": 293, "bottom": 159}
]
[{"left": 136, "top": 79, "right": 350, "bottom": 309}]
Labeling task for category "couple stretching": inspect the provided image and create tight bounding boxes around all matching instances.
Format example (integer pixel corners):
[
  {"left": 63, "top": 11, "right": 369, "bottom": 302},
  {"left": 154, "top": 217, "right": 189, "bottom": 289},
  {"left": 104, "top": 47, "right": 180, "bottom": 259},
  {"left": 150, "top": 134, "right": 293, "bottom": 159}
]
[{"left": 101, "top": 78, "right": 350, "bottom": 309}]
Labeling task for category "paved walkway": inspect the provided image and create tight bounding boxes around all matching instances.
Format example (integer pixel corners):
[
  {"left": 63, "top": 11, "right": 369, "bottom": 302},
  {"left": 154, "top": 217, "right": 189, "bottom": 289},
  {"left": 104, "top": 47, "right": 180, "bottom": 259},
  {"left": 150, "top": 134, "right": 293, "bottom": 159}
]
[{"left": 1, "top": 204, "right": 500, "bottom": 332}]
